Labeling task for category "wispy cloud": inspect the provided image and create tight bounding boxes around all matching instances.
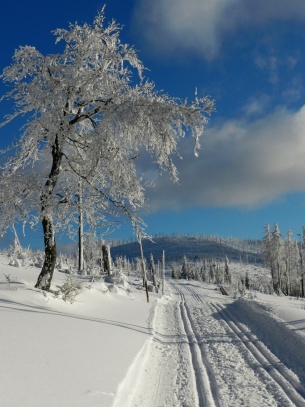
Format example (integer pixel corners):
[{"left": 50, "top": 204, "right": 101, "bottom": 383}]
[
  {"left": 142, "top": 105, "right": 305, "bottom": 211},
  {"left": 242, "top": 95, "right": 270, "bottom": 118},
  {"left": 133, "top": 0, "right": 305, "bottom": 59},
  {"left": 254, "top": 55, "right": 280, "bottom": 84}
]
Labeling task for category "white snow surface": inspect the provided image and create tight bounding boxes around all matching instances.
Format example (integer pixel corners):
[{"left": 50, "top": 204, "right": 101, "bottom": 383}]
[{"left": 1, "top": 255, "right": 305, "bottom": 406}]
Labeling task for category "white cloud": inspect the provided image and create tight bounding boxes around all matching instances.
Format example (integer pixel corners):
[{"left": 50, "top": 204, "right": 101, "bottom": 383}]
[
  {"left": 242, "top": 95, "right": 270, "bottom": 117},
  {"left": 142, "top": 105, "right": 305, "bottom": 211},
  {"left": 133, "top": 0, "right": 305, "bottom": 59}
]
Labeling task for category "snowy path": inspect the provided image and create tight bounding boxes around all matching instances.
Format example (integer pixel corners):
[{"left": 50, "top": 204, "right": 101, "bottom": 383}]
[
  {"left": 211, "top": 302, "right": 305, "bottom": 406},
  {"left": 118, "top": 279, "right": 305, "bottom": 407},
  {"left": 171, "top": 282, "right": 220, "bottom": 407},
  {"left": 116, "top": 287, "right": 199, "bottom": 406}
]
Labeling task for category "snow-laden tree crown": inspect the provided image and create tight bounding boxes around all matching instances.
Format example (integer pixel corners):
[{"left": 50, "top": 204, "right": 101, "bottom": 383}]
[{"left": 0, "top": 9, "right": 214, "bottom": 290}]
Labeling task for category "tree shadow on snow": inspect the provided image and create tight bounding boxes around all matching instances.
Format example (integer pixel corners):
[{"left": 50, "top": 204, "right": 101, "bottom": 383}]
[{"left": 0, "top": 298, "right": 150, "bottom": 336}]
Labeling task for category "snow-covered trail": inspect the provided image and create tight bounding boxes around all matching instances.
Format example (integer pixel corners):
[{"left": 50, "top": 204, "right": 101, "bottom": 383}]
[
  {"left": 178, "top": 281, "right": 305, "bottom": 406},
  {"left": 117, "top": 279, "right": 305, "bottom": 407},
  {"left": 115, "top": 286, "right": 199, "bottom": 407}
]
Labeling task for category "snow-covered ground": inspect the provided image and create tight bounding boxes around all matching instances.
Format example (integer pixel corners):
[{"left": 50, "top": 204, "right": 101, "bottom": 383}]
[
  {"left": 0, "top": 255, "right": 158, "bottom": 407},
  {"left": 1, "top": 254, "right": 305, "bottom": 406}
]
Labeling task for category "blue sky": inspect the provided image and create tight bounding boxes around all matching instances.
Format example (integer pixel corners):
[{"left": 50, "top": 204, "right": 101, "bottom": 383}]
[{"left": 2, "top": 0, "right": 305, "bottom": 249}]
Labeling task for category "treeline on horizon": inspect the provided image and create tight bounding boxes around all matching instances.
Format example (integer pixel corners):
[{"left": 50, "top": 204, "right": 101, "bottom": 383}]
[{"left": 108, "top": 232, "right": 262, "bottom": 252}]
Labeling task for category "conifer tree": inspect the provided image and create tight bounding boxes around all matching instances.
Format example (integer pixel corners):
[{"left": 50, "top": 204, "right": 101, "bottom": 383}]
[
  {"left": 181, "top": 256, "right": 188, "bottom": 279},
  {"left": 224, "top": 256, "right": 232, "bottom": 285}
]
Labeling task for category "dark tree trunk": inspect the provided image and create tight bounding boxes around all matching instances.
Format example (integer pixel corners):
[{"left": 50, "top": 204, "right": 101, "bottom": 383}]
[
  {"left": 78, "top": 215, "right": 83, "bottom": 272},
  {"left": 35, "top": 216, "right": 57, "bottom": 290},
  {"left": 77, "top": 179, "right": 84, "bottom": 273},
  {"left": 35, "top": 134, "right": 63, "bottom": 290},
  {"left": 102, "top": 245, "right": 111, "bottom": 274}
]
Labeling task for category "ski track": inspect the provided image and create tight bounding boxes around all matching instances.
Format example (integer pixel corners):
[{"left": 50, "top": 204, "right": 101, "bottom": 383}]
[
  {"left": 126, "top": 290, "right": 198, "bottom": 407},
  {"left": 170, "top": 281, "right": 220, "bottom": 407},
  {"left": 119, "top": 279, "right": 305, "bottom": 406},
  {"left": 177, "top": 281, "right": 305, "bottom": 407},
  {"left": 210, "top": 301, "right": 305, "bottom": 406}
]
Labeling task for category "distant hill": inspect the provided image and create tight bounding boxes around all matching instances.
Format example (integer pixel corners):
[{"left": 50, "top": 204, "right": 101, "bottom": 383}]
[{"left": 110, "top": 236, "right": 264, "bottom": 264}]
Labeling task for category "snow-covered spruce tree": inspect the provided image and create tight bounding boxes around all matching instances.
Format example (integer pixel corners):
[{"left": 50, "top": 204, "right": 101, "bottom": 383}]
[
  {"left": 181, "top": 256, "right": 189, "bottom": 279},
  {"left": 224, "top": 256, "right": 232, "bottom": 285},
  {"left": 0, "top": 10, "right": 214, "bottom": 291}
]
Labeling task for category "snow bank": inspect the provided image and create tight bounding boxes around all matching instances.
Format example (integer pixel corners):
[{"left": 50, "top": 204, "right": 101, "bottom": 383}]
[{"left": 0, "top": 255, "right": 157, "bottom": 407}]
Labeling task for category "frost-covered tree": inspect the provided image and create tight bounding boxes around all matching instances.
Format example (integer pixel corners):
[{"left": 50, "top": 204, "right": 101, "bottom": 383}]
[
  {"left": 299, "top": 226, "right": 305, "bottom": 298},
  {"left": 245, "top": 271, "right": 250, "bottom": 290},
  {"left": 149, "top": 253, "right": 157, "bottom": 290},
  {"left": 283, "top": 229, "right": 293, "bottom": 295},
  {"left": 263, "top": 224, "right": 282, "bottom": 293},
  {"left": 263, "top": 224, "right": 272, "bottom": 270},
  {"left": 181, "top": 256, "right": 189, "bottom": 279},
  {"left": 224, "top": 256, "right": 231, "bottom": 285},
  {"left": 209, "top": 262, "right": 215, "bottom": 283},
  {"left": 201, "top": 259, "right": 207, "bottom": 282},
  {"left": 0, "top": 10, "right": 214, "bottom": 290},
  {"left": 271, "top": 224, "right": 284, "bottom": 293}
]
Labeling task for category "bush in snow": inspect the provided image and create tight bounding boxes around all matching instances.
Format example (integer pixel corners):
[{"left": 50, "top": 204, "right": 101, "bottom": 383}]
[
  {"left": 9, "top": 257, "right": 21, "bottom": 268},
  {"left": 59, "top": 275, "right": 82, "bottom": 304},
  {"left": 116, "top": 271, "right": 131, "bottom": 291},
  {"left": 57, "top": 255, "right": 74, "bottom": 274}
]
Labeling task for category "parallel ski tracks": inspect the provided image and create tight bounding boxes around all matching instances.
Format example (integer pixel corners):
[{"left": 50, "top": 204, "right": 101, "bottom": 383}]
[
  {"left": 184, "top": 285, "right": 204, "bottom": 303},
  {"left": 170, "top": 281, "right": 221, "bottom": 407},
  {"left": 210, "top": 301, "right": 305, "bottom": 407},
  {"left": 176, "top": 281, "right": 305, "bottom": 407}
]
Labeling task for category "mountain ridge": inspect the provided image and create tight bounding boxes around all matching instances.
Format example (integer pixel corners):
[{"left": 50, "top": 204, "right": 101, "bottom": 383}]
[{"left": 110, "top": 236, "right": 263, "bottom": 264}]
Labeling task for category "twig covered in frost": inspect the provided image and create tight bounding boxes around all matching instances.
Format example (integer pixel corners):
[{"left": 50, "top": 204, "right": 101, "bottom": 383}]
[{"left": 59, "top": 275, "right": 82, "bottom": 304}]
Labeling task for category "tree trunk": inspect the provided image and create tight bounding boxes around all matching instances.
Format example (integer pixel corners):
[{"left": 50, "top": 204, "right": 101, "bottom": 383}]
[
  {"left": 35, "top": 134, "right": 63, "bottom": 290},
  {"left": 78, "top": 181, "right": 84, "bottom": 273},
  {"left": 78, "top": 212, "right": 84, "bottom": 272},
  {"left": 138, "top": 236, "right": 149, "bottom": 303},
  {"left": 102, "top": 245, "right": 111, "bottom": 275},
  {"left": 35, "top": 215, "right": 57, "bottom": 290},
  {"left": 277, "top": 261, "right": 281, "bottom": 293},
  {"left": 162, "top": 250, "right": 165, "bottom": 296}
]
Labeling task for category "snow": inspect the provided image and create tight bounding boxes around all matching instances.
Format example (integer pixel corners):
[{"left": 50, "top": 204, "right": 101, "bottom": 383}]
[
  {"left": 0, "top": 255, "right": 157, "bottom": 407},
  {"left": 1, "top": 254, "right": 305, "bottom": 406}
]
